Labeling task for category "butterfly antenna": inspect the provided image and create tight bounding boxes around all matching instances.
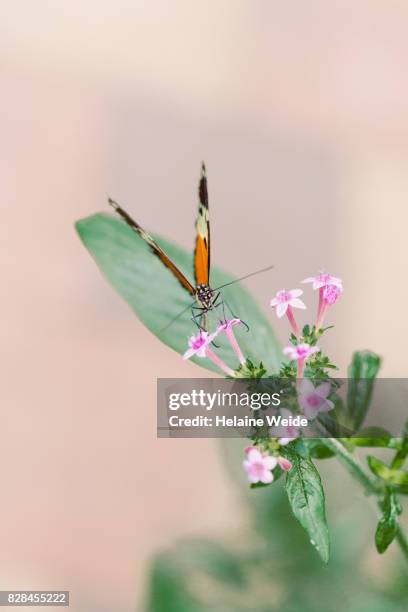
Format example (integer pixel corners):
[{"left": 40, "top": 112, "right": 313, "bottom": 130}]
[
  {"left": 214, "top": 264, "right": 274, "bottom": 290},
  {"left": 108, "top": 196, "right": 120, "bottom": 211}
]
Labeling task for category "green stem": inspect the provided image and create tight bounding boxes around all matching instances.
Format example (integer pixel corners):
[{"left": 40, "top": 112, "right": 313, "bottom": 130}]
[
  {"left": 322, "top": 437, "right": 381, "bottom": 494},
  {"left": 321, "top": 437, "right": 408, "bottom": 564}
]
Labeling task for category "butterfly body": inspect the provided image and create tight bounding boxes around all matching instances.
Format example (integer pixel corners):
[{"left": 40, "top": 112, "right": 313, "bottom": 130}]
[{"left": 196, "top": 283, "right": 215, "bottom": 310}]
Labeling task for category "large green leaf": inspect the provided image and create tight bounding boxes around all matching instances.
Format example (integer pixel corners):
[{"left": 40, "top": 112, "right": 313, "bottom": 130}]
[
  {"left": 346, "top": 351, "right": 381, "bottom": 429},
  {"left": 75, "top": 213, "right": 281, "bottom": 373},
  {"left": 285, "top": 451, "right": 330, "bottom": 563}
]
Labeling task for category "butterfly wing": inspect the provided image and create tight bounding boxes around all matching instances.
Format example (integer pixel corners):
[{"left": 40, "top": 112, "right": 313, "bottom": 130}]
[
  {"left": 194, "top": 163, "right": 210, "bottom": 286},
  {"left": 108, "top": 198, "right": 195, "bottom": 296}
]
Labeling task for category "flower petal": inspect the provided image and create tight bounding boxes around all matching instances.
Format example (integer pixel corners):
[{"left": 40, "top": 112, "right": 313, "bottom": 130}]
[
  {"left": 313, "top": 280, "right": 325, "bottom": 290},
  {"left": 298, "top": 378, "right": 315, "bottom": 395},
  {"left": 247, "top": 448, "right": 263, "bottom": 462},
  {"left": 247, "top": 471, "right": 260, "bottom": 484},
  {"left": 278, "top": 456, "right": 292, "bottom": 471},
  {"left": 263, "top": 456, "right": 278, "bottom": 471},
  {"left": 320, "top": 399, "right": 335, "bottom": 412},
  {"left": 289, "top": 298, "right": 306, "bottom": 310},
  {"left": 278, "top": 437, "right": 295, "bottom": 446},
  {"left": 260, "top": 469, "right": 274, "bottom": 484},
  {"left": 330, "top": 276, "right": 343, "bottom": 288},
  {"left": 302, "top": 404, "right": 319, "bottom": 419},
  {"left": 283, "top": 346, "right": 295, "bottom": 359},
  {"left": 183, "top": 348, "right": 195, "bottom": 360},
  {"left": 276, "top": 302, "right": 288, "bottom": 318},
  {"left": 289, "top": 289, "right": 303, "bottom": 298},
  {"left": 315, "top": 382, "right": 331, "bottom": 398}
]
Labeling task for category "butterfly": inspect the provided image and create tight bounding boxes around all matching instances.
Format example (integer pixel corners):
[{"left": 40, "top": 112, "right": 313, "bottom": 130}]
[{"left": 108, "top": 163, "right": 225, "bottom": 331}]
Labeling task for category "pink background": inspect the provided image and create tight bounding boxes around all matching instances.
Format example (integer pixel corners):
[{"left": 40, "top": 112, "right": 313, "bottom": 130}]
[{"left": 1, "top": 2, "right": 408, "bottom": 610}]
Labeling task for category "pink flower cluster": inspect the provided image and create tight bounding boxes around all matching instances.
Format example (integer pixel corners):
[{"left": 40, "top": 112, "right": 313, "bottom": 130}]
[
  {"left": 183, "top": 319, "right": 245, "bottom": 376},
  {"left": 241, "top": 381, "right": 335, "bottom": 483},
  {"left": 270, "top": 271, "right": 343, "bottom": 377}
]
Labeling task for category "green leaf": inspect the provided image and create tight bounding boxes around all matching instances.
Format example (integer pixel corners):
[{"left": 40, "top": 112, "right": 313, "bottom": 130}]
[
  {"left": 291, "top": 438, "right": 335, "bottom": 460},
  {"left": 346, "top": 351, "right": 381, "bottom": 429},
  {"left": 75, "top": 213, "right": 281, "bottom": 373},
  {"left": 304, "top": 439, "right": 335, "bottom": 459},
  {"left": 285, "top": 451, "right": 330, "bottom": 563},
  {"left": 391, "top": 418, "right": 408, "bottom": 469},
  {"left": 367, "top": 456, "right": 408, "bottom": 486},
  {"left": 350, "top": 427, "right": 393, "bottom": 448},
  {"left": 375, "top": 488, "right": 402, "bottom": 554}
]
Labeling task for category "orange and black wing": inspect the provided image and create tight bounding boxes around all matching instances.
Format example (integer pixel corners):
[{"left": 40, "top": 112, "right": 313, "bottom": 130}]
[
  {"left": 194, "top": 163, "right": 210, "bottom": 286},
  {"left": 108, "top": 198, "right": 195, "bottom": 296}
]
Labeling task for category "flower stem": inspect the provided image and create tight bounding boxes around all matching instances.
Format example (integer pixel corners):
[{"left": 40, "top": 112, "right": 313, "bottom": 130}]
[
  {"left": 286, "top": 305, "right": 300, "bottom": 337},
  {"left": 297, "top": 358, "right": 305, "bottom": 379},
  {"left": 225, "top": 328, "right": 246, "bottom": 365},
  {"left": 316, "top": 288, "right": 324, "bottom": 329},
  {"left": 206, "top": 348, "right": 235, "bottom": 377},
  {"left": 321, "top": 437, "right": 381, "bottom": 494},
  {"left": 320, "top": 437, "right": 408, "bottom": 564}
]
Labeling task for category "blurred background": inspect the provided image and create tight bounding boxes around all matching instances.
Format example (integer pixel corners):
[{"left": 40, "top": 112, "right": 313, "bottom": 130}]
[{"left": 1, "top": 1, "right": 408, "bottom": 610}]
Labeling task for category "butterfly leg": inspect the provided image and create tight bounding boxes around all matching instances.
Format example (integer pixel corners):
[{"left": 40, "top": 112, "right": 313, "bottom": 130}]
[
  {"left": 191, "top": 305, "right": 223, "bottom": 347},
  {"left": 191, "top": 305, "right": 209, "bottom": 332},
  {"left": 212, "top": 294, "right": 232, "bottom": 327},
  {"left": 224, "top": 299, "right": 250, "bottom": 331},
  {"left": 210, "top": 292, "right": 227, "bottom": 323}
]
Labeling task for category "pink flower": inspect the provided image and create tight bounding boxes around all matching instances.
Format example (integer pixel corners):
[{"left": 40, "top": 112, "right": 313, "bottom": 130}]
[
  {"left": 283, "top": 343, "right": 319, "bottom": 361},
  {"left": 243, "top": 447, "right": 277, "bottom": 484},
  {"left": 270, "top": 289, "right": 306, "bottom": 318},
  {"left": 278, "top": 437, "right": 296, "bottom": 446},
  {"left": 277, "top": 456, "right": 293, "bottom": 471},
  {"left": 183, "top": 331, "right": 213, "bottom": 359},
  {"left": 322, "top": 284, "right": 342, "bottom": 305},
  {"left": 217, "top": 319, "right": 246, "bottom": 365},
  {"left": 270, "top": 289, "right": 306, "bottom": 337},
  {"left": 298, "top": 378, "right": 334, "bottom": 419},
  {"left": 283, "top": 343, "right": 319, "bottom": 378},
  {"left": 302, "top": 271, "right": 343, "bottom": 330},
  {"left": 183, "top": 331, "right": 235, "bottom": 377},
  {"left": 278, "top": 438, "right": 294, "bottom": 446},
  {"left": 218, "top": 318, "right": 241, "bottom": 330},
  {"left": 271, "top": 408, "right": 300, "bottom": 444},
  {"left": 302, "top": 272, "right": 343, "bottom": 291}
]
